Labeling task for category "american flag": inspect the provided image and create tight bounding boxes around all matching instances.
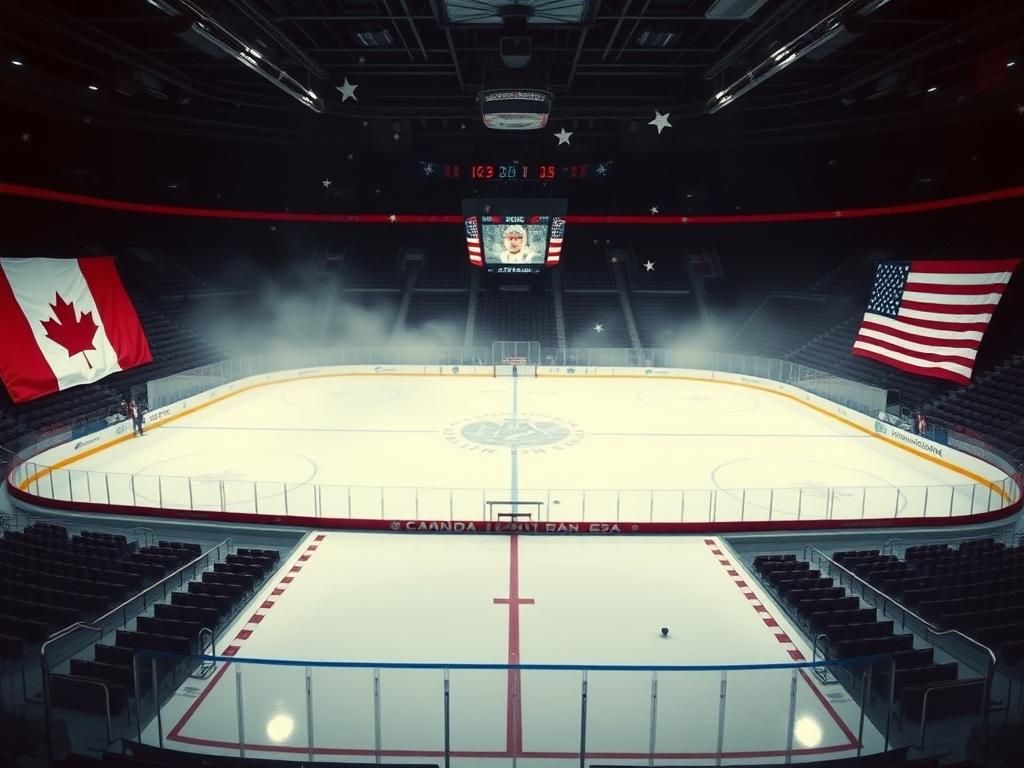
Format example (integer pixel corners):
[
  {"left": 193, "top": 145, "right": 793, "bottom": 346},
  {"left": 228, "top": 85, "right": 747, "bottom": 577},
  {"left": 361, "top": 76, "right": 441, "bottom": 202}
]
[
  {"left": 852, "top": 259, "right": 1020, "bottom": 384},
  {"left": 545, "top": 217, "right": 565, "bottom": 265},
  {"left": 464, "top": 216, "right": 482, "bottom": 266}
]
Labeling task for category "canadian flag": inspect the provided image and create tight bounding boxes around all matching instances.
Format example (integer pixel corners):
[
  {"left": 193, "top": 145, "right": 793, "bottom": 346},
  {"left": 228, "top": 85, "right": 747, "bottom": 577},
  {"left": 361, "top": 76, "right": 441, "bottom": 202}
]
[{"left": 0, "top": 257, "right": 152, "bottom": 403}]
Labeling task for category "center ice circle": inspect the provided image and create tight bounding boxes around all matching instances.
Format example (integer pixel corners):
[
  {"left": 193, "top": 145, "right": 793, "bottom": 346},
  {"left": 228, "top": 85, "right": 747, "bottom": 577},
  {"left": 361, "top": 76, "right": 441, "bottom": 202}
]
[
  {"left": 447, "top": 413, "right": 583, "bottom": 450},
  {"left": 462, "top": 417, "right": 571, "bottom": 447}
]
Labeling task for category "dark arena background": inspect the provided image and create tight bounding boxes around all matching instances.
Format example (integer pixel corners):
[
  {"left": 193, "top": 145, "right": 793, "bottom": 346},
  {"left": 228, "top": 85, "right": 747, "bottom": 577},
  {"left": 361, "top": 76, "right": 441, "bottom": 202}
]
[{"left": 2, "top": 2, "right": 1024, "bottom": 768}]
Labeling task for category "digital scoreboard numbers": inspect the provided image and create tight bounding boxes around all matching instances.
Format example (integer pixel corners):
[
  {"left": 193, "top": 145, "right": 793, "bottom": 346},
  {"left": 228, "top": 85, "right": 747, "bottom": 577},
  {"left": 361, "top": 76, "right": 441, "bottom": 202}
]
[{"left": 421, "top": 161, "right": 611, "bottom": 180}]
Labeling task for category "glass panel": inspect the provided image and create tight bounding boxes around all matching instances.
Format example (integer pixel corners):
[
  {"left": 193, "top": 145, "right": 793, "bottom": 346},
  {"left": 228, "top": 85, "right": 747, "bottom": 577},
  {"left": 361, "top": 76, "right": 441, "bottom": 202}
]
[
  {"left": 655, "top": 668, "right": 721, "bottom": 754},
  {"left": 158, "top": 475, "right": 192, "bottom": 510},
  {"left": 283, "top": 482, "right": 315, "bottom": 517},
  {"left": 131, "top": 474, "right": 161, "bottom": 508},
  {"left": 895, "top": 486, "right": 926, "bottom": 518},
  {"left": 189, "top": 476, "right": 223, "bottom": 511},
  {"left": 451, "top": 488, "right": 485, "bottom": 520},
  {"left": 651, "top": 490, "right": 685, "bottom": 523},
  {"left": 67, "top": 469, "right": 90, "bottom": 503},
  {"left": 311, "top": 666, "right": 377, "bottom": 751},
  {"left": 223, "top": 480, "right": 257, "bottom": 514},
  {"left": 379, "top": 668, "right": 444, "bottom": 751},
  {"left": 86, "top": 471, "right": 108, "bottom": 504},
  {"left": 349, "top": 486, "right": 385, "bottom": 519},
  {"left": 449, "top": 668, "right": 508, "bottom": 758},
  {"left": 681, "top": 489, "right": 715, "bottom": 523},
  {"left": 586, "top": 670, "right": 650, "bottom": 753},
  {"left": 584, "top": 489, "right": 627, "bottom": 522},
  {"left": 861, "top": 486, "right": 898, "bottom": 519},
  {"left": 380, "top": 486, "right": 417, "bottom": 519},
  {"left": 546, "top": 490, "right": 583, "bottom": 522},
  {"left": 518, "top": 668, "right": 578, "bottom": 754},
  {"left": 742, "top": 488, "right": 774, "bottom": 522},
  {"left": 319, "top": 484, "right": 351, "bottom": 518},
  {"left": 253, "top": 481, "right": 287, "bottom": 515},
  {"left": 239, "top": 661, "right": 309, "bottom": 753}
]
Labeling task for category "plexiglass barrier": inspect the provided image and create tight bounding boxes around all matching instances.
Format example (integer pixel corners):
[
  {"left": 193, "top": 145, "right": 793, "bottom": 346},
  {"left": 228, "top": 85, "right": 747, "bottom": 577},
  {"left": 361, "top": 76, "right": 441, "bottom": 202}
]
[
  {"left": 7, "top": 458, "right": 1018, "bottom": 523},
  {"left": 6, "top": 346, "right": 1021, "bottom": 521},
  {"left": 117, "top": 653, "right": 933, "bottom": 764}
]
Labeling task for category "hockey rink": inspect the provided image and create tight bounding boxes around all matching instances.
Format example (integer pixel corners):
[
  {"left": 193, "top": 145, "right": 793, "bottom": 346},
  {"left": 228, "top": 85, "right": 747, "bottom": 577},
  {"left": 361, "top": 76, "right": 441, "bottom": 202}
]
[
  {"left": 145, "top": 533, "right": 883, "bottom": 764},
  {"left": 19, "top": 373, "right": 1011, "bottom": 523}
]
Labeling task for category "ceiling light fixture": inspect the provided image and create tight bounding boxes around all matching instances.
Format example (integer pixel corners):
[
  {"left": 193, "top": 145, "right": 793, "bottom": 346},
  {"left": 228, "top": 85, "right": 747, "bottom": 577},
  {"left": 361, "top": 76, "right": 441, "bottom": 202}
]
[
  {"left": 88, "top": 84, "right": 99, "bottom": 91},
  {"left": 927, "top": 85, "right": 938, "bottom": 93},
  {"left": 11, "top": 59, "right": 24, "bottom": 66},
  {"left": 156, "top": 0, "right": 323, "bottom": 113},
  {"left": 707, "top": 0, "right": 892, "bottom": 114}
]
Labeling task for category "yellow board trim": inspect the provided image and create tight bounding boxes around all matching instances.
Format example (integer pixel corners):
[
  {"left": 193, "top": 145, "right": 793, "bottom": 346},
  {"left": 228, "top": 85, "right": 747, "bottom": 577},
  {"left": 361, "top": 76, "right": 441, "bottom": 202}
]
[{"left": 15, "top": 369, "right": 1013, "bottom": 503}]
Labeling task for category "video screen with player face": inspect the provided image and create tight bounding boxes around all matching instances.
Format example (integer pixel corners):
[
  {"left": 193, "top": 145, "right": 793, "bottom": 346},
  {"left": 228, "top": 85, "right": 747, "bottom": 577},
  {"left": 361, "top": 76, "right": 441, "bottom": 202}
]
[
  {"left": 482, "top": 216, "right": 550, "bottom": 267},
  {"left": 462, "top": 199, "right": 568, "bottom": 274}
]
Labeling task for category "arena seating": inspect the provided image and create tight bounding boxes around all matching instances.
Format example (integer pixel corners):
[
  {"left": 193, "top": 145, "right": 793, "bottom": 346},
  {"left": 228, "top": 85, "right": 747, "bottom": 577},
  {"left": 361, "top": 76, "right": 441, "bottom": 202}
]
[
  {"left": 836, "top": 540, "right": 1024, "bottom": 667},
  {"left": 49, "top": 546, "right": 280, "bottom": 717},
  {"left": 753, "top": 553, "right": 986, "bottom": 721}
]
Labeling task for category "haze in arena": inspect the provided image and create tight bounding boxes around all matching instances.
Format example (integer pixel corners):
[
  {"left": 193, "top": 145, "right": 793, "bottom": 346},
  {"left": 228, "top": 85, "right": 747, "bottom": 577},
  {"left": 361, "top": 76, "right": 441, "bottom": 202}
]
[{"left": 1, "top": 4, "right": 1023, "bottom": 768}]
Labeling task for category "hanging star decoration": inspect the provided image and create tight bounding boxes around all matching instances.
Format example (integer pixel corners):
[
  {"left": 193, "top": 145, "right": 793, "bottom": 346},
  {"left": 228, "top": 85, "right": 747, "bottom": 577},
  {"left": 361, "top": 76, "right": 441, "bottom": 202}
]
[
  {"left": 649, "top": 206, "right": 659, "bottom": 215},
  {"left": 483, "top": 204, "right": 492, "bottom": 214},
  {"left": 393, "top": 132, "right": 401, "bottom": 141},
  {"left": 336, "top": 78, "right": 359, "bottom": 102},
  {"left": 347, "top": 152, "right": 355, "bottom": 160},
  {"left": 421, "top": 162, "right": 436, "bottom": 176},
  {"left": 555, "top": 127, "right": 573, "bottom": 146},
  {"left": 595, "top": 162, "right": 610, "bottom": 176},
  {"left": 649, "top": 110, "right": 672, "bottom": 135},
  {"left": 322, "top": 179, "right": 332, "bottom": 188},
  {"left": 21, "top": 132, "right": 31, "bottom": 142},
  {"left": 643, "top": 260, "right": 655, "bottom": 272},
  {"left": 269, "top": 224, "right": 277, "bottom": 232},
  {"left": 358, "top": 55, "right": 367, "bottom": 65},
  {"left": 594, "top": 323, "right": 604, "bottom": 333},
  {"left": 388, "top": 214, "right": 397, "bottom": 223}
]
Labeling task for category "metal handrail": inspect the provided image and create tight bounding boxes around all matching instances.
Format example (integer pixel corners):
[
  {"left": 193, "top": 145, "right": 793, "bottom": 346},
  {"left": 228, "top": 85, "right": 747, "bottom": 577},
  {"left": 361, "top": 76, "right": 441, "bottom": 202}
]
[
  {"left": 40, "top": 623, "right": 102, "bottom": 759},
  {"left": 62, "top": 537, "right": 231, "bottom": 636},
  {"left": 39, "top": 537, "right": 231, "bottom": 757},
  {"left": 805, "top": 546, "right": 997, "bottom": 760},
  {"left": 918, "top": 678, "right": 987, "bottom": 749}
]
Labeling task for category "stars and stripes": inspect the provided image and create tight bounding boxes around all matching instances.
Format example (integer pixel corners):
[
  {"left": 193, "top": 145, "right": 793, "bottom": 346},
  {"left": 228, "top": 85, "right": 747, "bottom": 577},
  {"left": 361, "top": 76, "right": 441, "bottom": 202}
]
[
  {"left": 852, "top": 259, "right": 1020, "bottom": 384},
  {"left": 464, "top": 216, "right": 482, "bottom": 266},
  {"left": 545, "top": 217, "right": 565, "bottom": 265}
]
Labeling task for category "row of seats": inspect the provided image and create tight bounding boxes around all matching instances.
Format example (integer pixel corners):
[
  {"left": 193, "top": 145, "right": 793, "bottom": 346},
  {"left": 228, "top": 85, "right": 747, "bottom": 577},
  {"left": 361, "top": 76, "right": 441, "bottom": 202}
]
[
  {"left": 836, "top": 540, "right": 1024, "bottom": 666},
  {"left": 754, "top": 554, "right": 983, "bottom": 720},
  {"left": 50, "top": 547, "right": 280, "bottom": 716}
]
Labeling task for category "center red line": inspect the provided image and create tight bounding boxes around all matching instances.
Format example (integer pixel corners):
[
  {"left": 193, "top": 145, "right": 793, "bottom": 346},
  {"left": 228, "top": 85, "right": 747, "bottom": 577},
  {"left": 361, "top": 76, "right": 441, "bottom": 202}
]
[{"left": 493, "top": 534, "right": 534, "bottom": 756}]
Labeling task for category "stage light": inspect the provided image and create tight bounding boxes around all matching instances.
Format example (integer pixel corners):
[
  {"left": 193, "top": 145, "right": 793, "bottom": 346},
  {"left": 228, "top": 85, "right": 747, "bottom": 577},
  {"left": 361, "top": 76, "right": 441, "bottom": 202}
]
[
  {"left": 1009, "top": 60, "right": 1016, "bottom": 68},
  {"left": 11, "top": 59, "right": 24, "bottom": 66},
  {"left": 927, "top": 85, "right": 938, "bottom": 93},
  {"left": 88, "top": 84, "right": 99, "bottom": 91}
]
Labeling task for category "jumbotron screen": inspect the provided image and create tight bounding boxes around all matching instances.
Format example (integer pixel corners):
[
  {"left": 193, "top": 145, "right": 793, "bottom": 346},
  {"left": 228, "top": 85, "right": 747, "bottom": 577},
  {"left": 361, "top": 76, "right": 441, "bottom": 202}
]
[{"left": 462, "top": 199, "right": 568, "bottom": 274}]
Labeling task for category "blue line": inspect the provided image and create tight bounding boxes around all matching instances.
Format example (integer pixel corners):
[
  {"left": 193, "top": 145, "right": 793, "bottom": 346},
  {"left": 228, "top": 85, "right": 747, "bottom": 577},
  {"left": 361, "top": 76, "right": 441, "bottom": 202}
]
[
  {"left": 130, "top": 651, "right": 889, "bottom": 672},
  {"left": 510, "top": 371, "right": 519, "bottom": 504}
]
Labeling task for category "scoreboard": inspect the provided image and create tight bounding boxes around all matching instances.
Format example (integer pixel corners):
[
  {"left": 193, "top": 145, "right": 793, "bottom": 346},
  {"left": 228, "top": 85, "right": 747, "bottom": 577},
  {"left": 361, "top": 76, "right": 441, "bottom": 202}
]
[
  {"left": 419, "top": 161, "right": 612, "bottom": 181},
  {"left": 462, "top": 199, "right": 568, "bottom": 274}
]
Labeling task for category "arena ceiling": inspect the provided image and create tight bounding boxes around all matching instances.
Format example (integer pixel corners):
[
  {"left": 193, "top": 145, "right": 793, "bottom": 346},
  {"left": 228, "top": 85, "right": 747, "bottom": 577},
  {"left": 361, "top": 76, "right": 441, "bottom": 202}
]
[{"left": 1, "top": 0, "right": 1023, "bottom": 147}]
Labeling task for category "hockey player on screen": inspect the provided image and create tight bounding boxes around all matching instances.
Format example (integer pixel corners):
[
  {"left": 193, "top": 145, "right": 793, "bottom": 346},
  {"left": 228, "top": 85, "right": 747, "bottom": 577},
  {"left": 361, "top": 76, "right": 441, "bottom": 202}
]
[{"left": 498, "top": 224, "right": 538, "bottom": 263}]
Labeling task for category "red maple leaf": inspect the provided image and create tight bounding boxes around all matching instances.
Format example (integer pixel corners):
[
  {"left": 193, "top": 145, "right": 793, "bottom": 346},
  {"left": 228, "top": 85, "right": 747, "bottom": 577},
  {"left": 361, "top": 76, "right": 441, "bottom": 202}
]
[{"left": 41, "top": 293, "right": 98, "bottom": 369}]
